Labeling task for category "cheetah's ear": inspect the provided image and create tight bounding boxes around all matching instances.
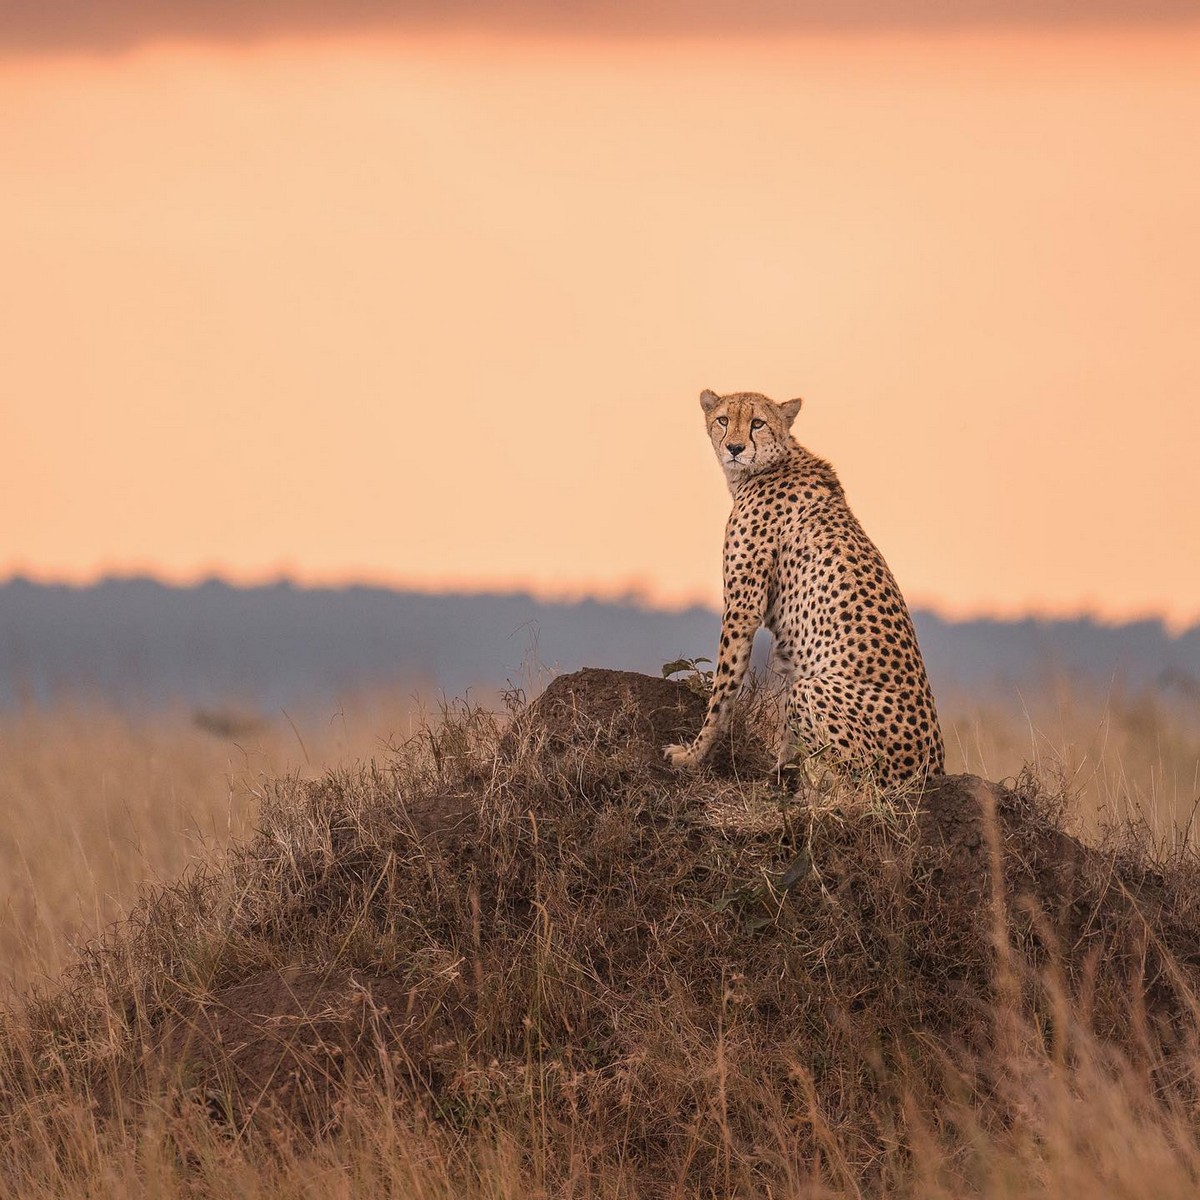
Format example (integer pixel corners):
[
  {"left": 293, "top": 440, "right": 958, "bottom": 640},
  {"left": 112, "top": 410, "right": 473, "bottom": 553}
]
[
  {"left": 777, "top": 397, "right": 803, "bottom": 428},
  {"left": 699, "top": 389, "right": 721, "bottom": 414}
]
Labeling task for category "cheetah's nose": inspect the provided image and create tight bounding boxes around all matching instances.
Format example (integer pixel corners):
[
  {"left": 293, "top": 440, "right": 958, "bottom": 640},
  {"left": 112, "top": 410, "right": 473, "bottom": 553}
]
[{"left": 726, "top": 443, "right": 745, "bottom": 457}]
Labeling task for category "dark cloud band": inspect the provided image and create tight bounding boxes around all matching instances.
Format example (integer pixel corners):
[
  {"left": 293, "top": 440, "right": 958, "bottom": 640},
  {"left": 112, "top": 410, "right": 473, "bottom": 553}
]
[{"left": 3, "top": 0, "right": 1198, "bottom": 54}]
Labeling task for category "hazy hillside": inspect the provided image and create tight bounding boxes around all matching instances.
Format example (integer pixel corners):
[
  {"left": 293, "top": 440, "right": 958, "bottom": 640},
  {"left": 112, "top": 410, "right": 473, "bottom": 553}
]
[{"left": 1, "top": 577, "right": 1198, "bottom": 710}]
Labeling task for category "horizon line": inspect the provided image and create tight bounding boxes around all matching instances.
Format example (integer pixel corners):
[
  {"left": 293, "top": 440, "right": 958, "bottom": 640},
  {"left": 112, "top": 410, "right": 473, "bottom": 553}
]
[{"left": 3, "top": 569, "right": 1196, "bottom": 636}]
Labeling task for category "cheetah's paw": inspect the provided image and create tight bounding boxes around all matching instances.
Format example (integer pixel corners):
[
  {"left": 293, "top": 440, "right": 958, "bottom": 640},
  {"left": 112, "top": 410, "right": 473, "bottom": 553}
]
[{"left": 664, "top": 742, "right": 703, "bottom": 771}]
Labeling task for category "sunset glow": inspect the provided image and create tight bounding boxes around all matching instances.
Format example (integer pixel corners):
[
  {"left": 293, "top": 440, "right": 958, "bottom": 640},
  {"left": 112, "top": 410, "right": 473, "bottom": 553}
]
[{"left": 4, "top": 29, "right": 1198, "bottom": 623}]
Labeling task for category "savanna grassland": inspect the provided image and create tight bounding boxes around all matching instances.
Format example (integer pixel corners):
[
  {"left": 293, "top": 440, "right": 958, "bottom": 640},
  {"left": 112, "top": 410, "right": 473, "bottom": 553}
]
[
  {"left": 0, "top": 686, "right": 437, "bottom": 996},
  {"left": 2, "top": 672, "right": 1200, "bottom": 1198}
]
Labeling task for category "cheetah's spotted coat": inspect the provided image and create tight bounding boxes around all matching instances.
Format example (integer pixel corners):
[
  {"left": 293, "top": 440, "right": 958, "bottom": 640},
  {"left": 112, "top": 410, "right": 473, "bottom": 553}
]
[{"left": 665, "top": 390, "right": 945, "bottom": 788}]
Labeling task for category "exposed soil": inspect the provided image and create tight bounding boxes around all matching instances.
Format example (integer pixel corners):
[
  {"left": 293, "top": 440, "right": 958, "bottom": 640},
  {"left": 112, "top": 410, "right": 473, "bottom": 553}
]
[
  {"left": 505, "top": 664, "right": 773, "bottom": 780},
  {"left": 509, "top": 665, "right": 707, "bottom": 768}
]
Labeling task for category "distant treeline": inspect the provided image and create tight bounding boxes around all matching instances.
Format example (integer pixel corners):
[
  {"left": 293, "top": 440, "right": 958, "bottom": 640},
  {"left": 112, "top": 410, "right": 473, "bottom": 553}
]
[{"left": 1, "top": 577, "right": 1198, "bottom": 710}]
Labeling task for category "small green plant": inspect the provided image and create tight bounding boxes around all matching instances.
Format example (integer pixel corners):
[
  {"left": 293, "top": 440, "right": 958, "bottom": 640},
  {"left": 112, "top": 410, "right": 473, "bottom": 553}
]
[{"left": 661, "top": 656, "right": 714, "bottom": 696}]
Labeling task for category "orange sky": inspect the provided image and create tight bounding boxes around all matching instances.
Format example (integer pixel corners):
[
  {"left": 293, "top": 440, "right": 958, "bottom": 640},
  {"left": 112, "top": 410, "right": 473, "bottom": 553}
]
[{"left": 2, "top": 29, "right": 1198, "bottom": 623}]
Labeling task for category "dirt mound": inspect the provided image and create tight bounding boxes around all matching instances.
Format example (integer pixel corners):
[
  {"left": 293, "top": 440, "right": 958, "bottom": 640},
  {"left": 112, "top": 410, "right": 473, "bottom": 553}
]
[
  {"left": 12, "top": 669, "right": 1200, "bottom": 1186},
  {"left": 505, "top": 665, "right": 773, "bottom": 779},
  {"left": 509, "top": 666, "right": 705, "bottom": 765}
]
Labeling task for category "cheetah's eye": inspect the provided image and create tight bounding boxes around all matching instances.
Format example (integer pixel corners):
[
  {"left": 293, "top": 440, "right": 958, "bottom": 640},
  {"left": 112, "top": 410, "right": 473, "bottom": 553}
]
[
  {"left": 715, "top": 416, "right": 728, "bottom": 427},
  {"left": 750, "top": 418, "right": 766, "bottom": 431}
]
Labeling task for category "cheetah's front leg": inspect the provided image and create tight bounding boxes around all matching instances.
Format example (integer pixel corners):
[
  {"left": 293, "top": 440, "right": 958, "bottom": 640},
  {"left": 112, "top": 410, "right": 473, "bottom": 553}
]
[{"left": 664, "top": 609, "right": 759, "bottom": 770}]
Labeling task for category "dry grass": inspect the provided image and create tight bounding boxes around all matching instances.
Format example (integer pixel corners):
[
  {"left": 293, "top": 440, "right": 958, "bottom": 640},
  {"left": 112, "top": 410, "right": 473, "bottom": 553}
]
[
  {"left": 944, "top": 680, "right": 1200, "bottom": 843},
  {"left": 1, "top": 672, "right": 1200, "bottom": 1198},
  {"left": 0, "top": 687, "right": 431, "bottom": 995}
]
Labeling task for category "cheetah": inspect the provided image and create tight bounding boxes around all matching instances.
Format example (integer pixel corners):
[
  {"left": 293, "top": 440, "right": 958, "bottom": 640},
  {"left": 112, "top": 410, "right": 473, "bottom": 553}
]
[{"left": 664, "top": 389, "right": 945, "bottom": 789}]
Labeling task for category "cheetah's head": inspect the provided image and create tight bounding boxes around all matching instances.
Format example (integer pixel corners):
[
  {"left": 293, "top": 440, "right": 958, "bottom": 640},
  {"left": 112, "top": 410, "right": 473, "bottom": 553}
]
[{"left": 699, "top": 390, "right": 802, "bottom": 484}]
